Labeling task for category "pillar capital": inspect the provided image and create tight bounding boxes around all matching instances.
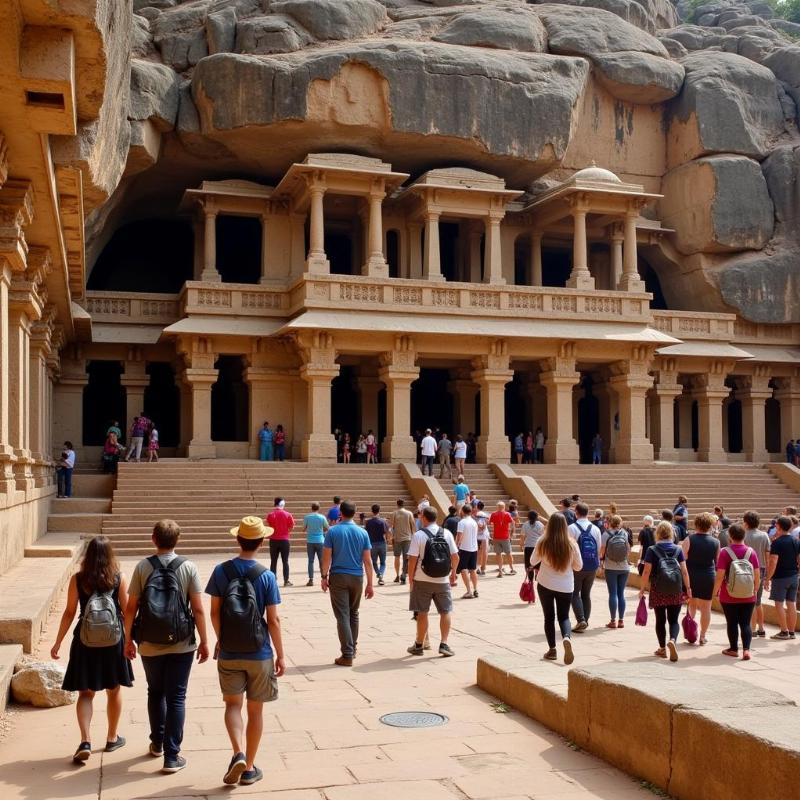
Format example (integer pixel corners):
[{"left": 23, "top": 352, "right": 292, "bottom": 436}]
[
  {"left": 734, "top": 373, "right": 772, "bottom": 400},
  {"left": 471, "top": 339, "right": 510, "bottom": 377},
  {"left": 182, "top": 367, "right": 217, "bottom": 386},
  {"left": 689, "top": 373, "right": 730, "bottom": 399},
  {"left": 0, "top": 179, "right": 34, "bottom": 273}
]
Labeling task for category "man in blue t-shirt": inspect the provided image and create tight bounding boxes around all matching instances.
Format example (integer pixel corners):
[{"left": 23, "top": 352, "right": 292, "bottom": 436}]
[
  {"left": 303, "top": 502, "right": 329, "bottom": 586},
  {"left": 206, "top": 516, "right": 284, "bottom": 788},
  {"left": 321, "top": 500, "right": 374, "bottom": 666},
  {"left": 327, "top": 496, "right": 342, "bottom": 525}
]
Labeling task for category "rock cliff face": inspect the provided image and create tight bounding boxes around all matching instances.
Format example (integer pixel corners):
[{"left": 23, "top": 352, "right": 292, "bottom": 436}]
[{"left": 96, "top": 0, "right": 800, "bottom": 322}]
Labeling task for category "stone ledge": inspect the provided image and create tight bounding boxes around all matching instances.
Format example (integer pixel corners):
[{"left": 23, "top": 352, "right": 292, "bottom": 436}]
[
  {"left": 0, "top": 644, "right": 23, "bottom": 714},
  {"left": 476, "top": 657, "right": 797, "bottom": 800}
]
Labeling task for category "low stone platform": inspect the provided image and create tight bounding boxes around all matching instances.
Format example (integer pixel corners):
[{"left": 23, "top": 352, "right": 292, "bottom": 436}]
[
  {"left": 0, "top": 644, "right": 22, "bottom": 714},
  {"left": 478, "top": 656, "right": 800, "bottom": 799}
]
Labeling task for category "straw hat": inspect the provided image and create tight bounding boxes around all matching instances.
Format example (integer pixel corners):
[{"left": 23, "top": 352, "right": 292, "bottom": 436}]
[{"left": 230, "top": 516, "right": 273, "bottom": 540}]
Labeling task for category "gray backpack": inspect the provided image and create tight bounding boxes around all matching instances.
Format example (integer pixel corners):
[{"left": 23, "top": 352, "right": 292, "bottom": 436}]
[
  {"left": 724, "top": 546, "right": 755, "bottom": 599},
  {"left": 80, "top": 588, "right": 122, "bottom": 648},
  {"left": 606, "top": 530, "right": 629, "bottom": 563}
]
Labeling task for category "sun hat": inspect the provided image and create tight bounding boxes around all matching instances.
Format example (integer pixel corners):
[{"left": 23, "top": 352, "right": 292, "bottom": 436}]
[{"left": 230, "top": 515, "right": 273, "bottom": 540}]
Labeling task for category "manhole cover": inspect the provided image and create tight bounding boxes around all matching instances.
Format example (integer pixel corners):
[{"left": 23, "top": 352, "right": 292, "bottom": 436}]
[{"left": 379, "top": 711, "right": 449, "bottom": 728}]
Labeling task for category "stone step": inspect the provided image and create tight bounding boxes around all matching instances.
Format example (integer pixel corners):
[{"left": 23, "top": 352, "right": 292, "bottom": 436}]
[
  {"left": 0, "top": 644, "right": 23, "bottom": 714},
  {"left": 50, "top": 497, "right": 111, "bottom": 514},
  {"left": 47, "top": 513, "right": 105, "bottom": 534}
]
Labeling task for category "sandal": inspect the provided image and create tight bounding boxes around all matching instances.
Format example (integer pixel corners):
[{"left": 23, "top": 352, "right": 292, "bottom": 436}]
[
  {"left": 617, "top": 620, "right": 624, "bottom": 628},
  {"left": 606, "top": 621, "right": 617, "bottom": 629},
  {"left": 654, "top": 648, "right": 667, "bottom": 659},
  {"left": 721, "top": 649, "right": 738, "bottom": 658}
]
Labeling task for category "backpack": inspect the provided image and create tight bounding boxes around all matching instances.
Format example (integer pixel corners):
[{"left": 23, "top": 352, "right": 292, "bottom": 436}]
[
  {"left": 219, "top": 561, "right": 268, "bottom": 654},
  {"left": 724, "top": 546, "right": 755, "bottom": 599},
  {"left": 80, "top": 583, "right": 122, "bottom": 648},
  {"left": 134, "top": 556, "right": 194, "bottom": 645},
  {"left": 605, "top": 530, "right": 629, "bottom": 563},
  {"left": 575, "top": 522, "right": 600, "bottom": 571},
  {"left": 420, "top": 528, "right": 453, "bottom": 579},
  {"left": 651, "top": 545, "right": 683, "bottom": 595}
]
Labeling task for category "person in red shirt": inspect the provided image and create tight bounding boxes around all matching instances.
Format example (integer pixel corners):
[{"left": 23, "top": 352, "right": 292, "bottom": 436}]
[
  {"left": 489, "top": 501, "right": 517, "bottom": 577},
  {"left": 266, "top": 497, "right": 295, "bottom": 587}
]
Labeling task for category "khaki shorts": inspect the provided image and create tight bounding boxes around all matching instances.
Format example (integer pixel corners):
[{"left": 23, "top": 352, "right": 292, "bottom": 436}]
[
  {"left": 493, "top": 538, "right": 512, "bottom": 555},
  {"left": 409, "top": 580, "right": 453, "bottom": 615},
  {"left": 218, "top": 658, "right": 278, "bottom": 703}
]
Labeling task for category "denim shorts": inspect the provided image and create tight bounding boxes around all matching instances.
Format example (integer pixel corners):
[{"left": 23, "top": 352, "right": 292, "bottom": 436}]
[{"left": 769, "top": 575, "right": 799, "bottom": 603}]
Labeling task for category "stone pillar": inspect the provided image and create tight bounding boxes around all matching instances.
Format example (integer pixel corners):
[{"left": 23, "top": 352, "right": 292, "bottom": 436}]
[
  {"left": 357, "top": 376, "right": 382, "bottom": 437},
  {"left": 468, "top": 223, "right": 482, "bottom": 283},
  {"left": 736, "top": 370, "right": 772, "bottom": 462},
  {"left": 471, "top": 343, "right": 513, "bottom": 462},
  {"left": 8, "top": 299, "right": 34, "bottom": 490},
  {"left": 408, "top": 222, "right": 423, "bottom": 279},
  {"left": 609, "top": 359, "right": 654, "bottom": 464},
  {"left": 530, "top": 232, "right": 542, "bottom": 286},
  {"left": 29, "top": 322, "right": 50, "bottom": 486},
  {"left": 423, "top": 210, "right": 443, "bottom": 281},
  {"left": 122, "top": 351, "right": 150, "bottom": 439},
  {"left": 449, "top": 373, "right": 478, "bottom": 437},
  {"left": 677, "top": 393, "right": 693, "bottom": 450},
  {"left": 364, "top": 184, "right": 388, "bottom": 277},
  {"left": 651, "top": 379, "right": 681, "bottom": 461},
  {"left": 201, "top": 202, "right": 221, "bottom": 282},
  {"left": 483, "top": 213, "right": 505, "bottom": 285},
  {"left": 775, "top": 374, "right": 800, "bottom": 446},
  {"left": 0, "top": 263, "right": 14, "bottom": 493},
  {"left": 258, "top": 211, "right": 272, "bottom": 284},
  {"left": 618, "top": 208, "right": 645, "bottom": 292},
  {"left": 539, "top": 349, "right": 580, "bottom": 464},
  {"left": 306, "top": 177, "right": 330, "bottom": 274},
  {"left": 52, "top": 351, "right": 87, "bottom": 464},
  {"left": 566, "top": 204, "right": 594, "bottom": 289},
  {"left": 178, "top": 367, "right": 192, "bottom": 456},
  {"left": 299, "top": 331, "right": 338, "bottom": 461},
  {"left": 691, "top": 370, "right": 730, "bottom": 463},
  {"left": 379, "top": 338, "right": 418, "bottom": 462},
  {"left": 184, "top": 366, "right": 218, "bottom": 458},
  {"left": 610, "top": 224, "right": 623, "bottom": 290}
]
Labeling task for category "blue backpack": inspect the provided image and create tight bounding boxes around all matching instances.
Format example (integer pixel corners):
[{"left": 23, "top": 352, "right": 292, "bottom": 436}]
[{"left": 575, "top": 521, "right": 600, "bottom": 571}]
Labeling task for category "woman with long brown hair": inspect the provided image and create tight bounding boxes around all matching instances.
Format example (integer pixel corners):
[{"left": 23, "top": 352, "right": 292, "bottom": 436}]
[
  {"left": 51, "top": 536, "right": 133, "bottom": 764},
  {"left": 530, "top": 513, "right": 583, "bottom": 664}
]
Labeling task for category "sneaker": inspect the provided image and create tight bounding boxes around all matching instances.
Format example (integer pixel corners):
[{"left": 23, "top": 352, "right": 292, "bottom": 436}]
[
  {"left": 284, "top": 581, "right": 293, "bottom": 587},
  {"left": 771, "top": 630, "right": 791, "bottom": 640},
  {"left": 306, "top": 580, "right": 313, "bottom": 587},
  {"left": 439, "top": 642, "right": 454, "bottom": 657},
  {"left": 149, "top": 742, "right": 163, "bottom": 757},
  {"left": 497, "top": 571, "right": 503, "bottom": 578},
  {"left": 756, "top": 628, "right": 766, "bottom": 637},
  {"left": 400, "top": 577, "right": 406, "bottom": 585},
  {"left": 473, "top": 590, "right": 479, "bottom": 598},
  {"left": 393, "top": 576, "right": 400, "bottom": 583},
  {"left": 574, "top": 621, "right": 588, "bottom": 633},
  {"left": 461, "top": 592, "right": 474, "bottom": 599},
  {"left": 605, "top": 620, "right": 617, "bottom": 629},
  {"left": 378, "top": 577, "right": 385, "bottom": 586},
  {"left": 543, "top": 648, "right": 557, "bottom": 661},
  {"left": 563, "top": 638, "right": 574, "bottom": 665},
  {"left": 721, "top": 648, "right": 739, "bottom": 657},
  {"left": 223, "top": 752, "right": 247, "bottom": 785},
  {"left": 407, "top": 642, "right": 424, "bottom": 656},
  {"left": 508, "top": 569, "right": 517, "bottom": 575},
  {"left": 240, "top": 766, "right": 263, "bottom": 786},
  {"left": 162, "top": 755, "right": 187, "bottom": 774},
  {"left": 790, "top": 632, "right": 796, "bottom": 639},
  {"left": 105, "top": 736, "right": 126, "bottom": 753},
  {"left": 73, "top": 742, "right": 91, "bottom": 764},
  {"left": 334, "top": 655, "right": 353, "bottom": 666},
  {"left": 667, "top": 640, "right": 679, "bottom": 662}
]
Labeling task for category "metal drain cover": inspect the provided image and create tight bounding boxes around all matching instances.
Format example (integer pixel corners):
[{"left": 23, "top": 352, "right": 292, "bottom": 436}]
[{"left": 379, "top": 711, "right": 449, "bottom": 728}]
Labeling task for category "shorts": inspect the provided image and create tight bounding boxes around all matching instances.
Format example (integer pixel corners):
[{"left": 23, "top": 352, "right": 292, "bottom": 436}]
[
  {"left": 393, "top": 540, "right": 410, "bottom": 558},
  {"left": 456, "top": 549, "right": 478, "bottom": 573},
  {"left": 756, "top": 567, "right": 766, "bottom": 606},
  {"left": 493, "top": 538, "right": 512, "bottom": 556},
  {"left": 409, "top": 581, "right": 453, "bottom": 615},
  {"left": 218, "top": 658, "right": 278, "bottom": 703},
  {"left": 769, "top": 575, "right": 799, "bottom": 603}
]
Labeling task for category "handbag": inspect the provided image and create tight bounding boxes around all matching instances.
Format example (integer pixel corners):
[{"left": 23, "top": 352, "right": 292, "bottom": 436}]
[
  {"left": 635, "top": 595, "right": 648, "bottom": 626},
  {"left": 681, "top": 611, "right": 698, "bottom": 643},
  {"left": 519, "top": 576, "right": 535, "bottom": 604}
]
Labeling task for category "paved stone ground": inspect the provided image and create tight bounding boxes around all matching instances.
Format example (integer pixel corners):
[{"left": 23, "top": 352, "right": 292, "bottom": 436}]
[{"left": 1, "top": 553, "right": 799, "bottom": 800}]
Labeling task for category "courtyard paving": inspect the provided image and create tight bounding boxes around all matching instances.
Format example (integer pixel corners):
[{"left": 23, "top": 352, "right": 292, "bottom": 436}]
[{"left": 1, "top": 553, "right": 798, "bottom": 800}]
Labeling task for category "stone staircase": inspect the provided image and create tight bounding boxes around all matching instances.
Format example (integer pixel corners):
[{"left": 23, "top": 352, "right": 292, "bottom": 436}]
[
  {"left": 434, "top": 464, "right": 526, "bottom": 511},
  {"left": 101, "top": 461, "right": 413, "bottom": 556},
  {"left": 517, "top": 464, "right": 800, "bottom": 529}
]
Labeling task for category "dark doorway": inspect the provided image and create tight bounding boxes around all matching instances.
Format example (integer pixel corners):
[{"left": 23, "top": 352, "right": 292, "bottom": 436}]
[
  {"left": 83, "top": 361, "right": 126, "bottom": 446},
  {"left": 332, "top": 366, "right": 358, "bottom": 440},
  {"left": 216, "top": 216, "right": 261, "bottom": 284},
  {"left": 328, "top": 231, "right": 354, "bottom": 275},
  {"left": 514, "top": 237, "right": 529, "bottom": 286},
  {"left": 542, "top": 246, "right": 571, "bottom": 287},
  {"left": 643, "top": 262, "right": 668, "bottom": 310},
  {"left": 89, "top": 219, "right": 193, "bottom": 292},
  {"left": 211, "top": 356, "right": 249, "bottom": 441},
  {"left": 766, "top": 397, "right": 781, "bottom": 454},
  {"left": 727, "top": 399, "right": 743, "bottom": 453},
  {"left": 144, "top": 363, "right": 180, "bottom": 448},
  {"left": 691, "top": 400, "right": 699, "bottom": 451},
  {"left": 577, "top": 378, "right": 600, "bottom": 464},
  {"left": 440, "top": 222, "right": 460, "bottom": 282},
  {"left": 387, "top": 230, "right": 400, "bottom": 278},
  {"left": 505, "top": 373, "right": 527, "bottom": 440},
  {"left": 411, "top": 368, "right": 454, "bottom": 435}
]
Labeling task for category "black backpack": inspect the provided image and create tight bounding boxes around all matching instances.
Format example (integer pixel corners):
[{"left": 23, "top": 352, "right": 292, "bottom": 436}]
[
  {"left": 420, "top": 528, "right": 453, "bottom": 579},
  {"left": 220, "top": 561, "right": 268, "bottom": 654},
  {"left": 134, "top": 556, "right": 194, "bottom": 646},
  {"left": 651, "top": 545, "right": 683, "bottom": 595}
]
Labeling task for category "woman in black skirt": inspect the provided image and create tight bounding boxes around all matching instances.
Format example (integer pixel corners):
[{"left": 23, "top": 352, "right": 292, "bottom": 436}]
[
  {"left": 682, "top": 512, "right": 720, "bottom": 646},
  {"left": 50, "top": 536, "right": 133, "bottom": 764}
]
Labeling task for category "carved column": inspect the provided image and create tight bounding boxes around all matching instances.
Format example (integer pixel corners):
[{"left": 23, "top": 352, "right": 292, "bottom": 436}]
[
  {"left": 423, "top": 210, "right": 443, "bottom": 281},
  {"left": 29, "top": 320, "right": 51, "bottom": 486},
  {"left": 299, "top": 331, "right": 338, "bottom": 461},
  {"left": 379, "top": 336, "right": 418, "bottom": 462},
  {"left": 691, "top": 365, "right": 731, "bottom": 462},
  {"left": 408, "top": 222, "right": 423, "bottom": 279},
  {"left": 609, "top": 351, "right": 654, "bottom": 464},
  {"left": 651, "top": 368, "right": 681, "bottom": 462},
  {"left": 258, "top": 210, "right": 272, "bottom": 284},
  {"left": 306, "top": 174, "right": 330, "bottom": 274},
  {"left": 539, "top": 344, "right": 580, "bottom": 464},
  {"left": 357, "top": 375, "right": 382, "bottom": 438},
  {"left": 179, "top": 338, "right": 217, "bottom": 459},
  {"left": 775, "top": 372, "right": 800, "bottom": 447},
  {"left": 53, "top": 348, "right": 87, "bottom": 464},
  {"left": 467, "top": 222, "right": 482, "bottom": 283},
  {"left": 364, "top": 181, "right": 388, "bottom": 277},
  {"left": 530, "top": 232, "right": 543, "bottom": 286},
  {"left": 448, "top": 371, "right": 478, "bottom": 437},
  {"left": 736, "top": 368, "right": 772, "bottom": 462},
  {"left": 121, "top": 348, "right": 149, "bottom": 439},
  {"left": 610, "top": 223, "right": 623, "bottom": 290},
  {"left": 471, "top": 341, "right": 513, "bottom": 462},
  {"left": 201, "top": 200, "right": 221, "bottom": 282},
  {"left": 618, "top": 206, "right": 645, "bottom": 292},
  {"left": 677, "top": 393, "right": 693, "bottom": 450},
  {"left": 567, "top": 198, "right": 594, "bottom": 289},
  {"left": 483, "top": 212, "right": 505, "bottom": 285}
]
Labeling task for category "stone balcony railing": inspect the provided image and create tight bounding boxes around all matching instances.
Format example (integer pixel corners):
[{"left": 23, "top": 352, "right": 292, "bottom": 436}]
[
  {"left": 651, "top": 310, "right": 736, "bottom": 340},
  {"left": 83, "top": 291, "right": 180, "bottom": 325}
]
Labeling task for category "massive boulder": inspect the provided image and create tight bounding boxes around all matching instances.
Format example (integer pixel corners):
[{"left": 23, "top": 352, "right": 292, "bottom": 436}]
[
  {"left": 270, "top": 0, "right": 388, "bottom": 41},
  {"left": 592, "top": 51, "right": 685, "bottom": 103},
  {"left": 433, "top": 8, "right": 547, "bottom": 51}
]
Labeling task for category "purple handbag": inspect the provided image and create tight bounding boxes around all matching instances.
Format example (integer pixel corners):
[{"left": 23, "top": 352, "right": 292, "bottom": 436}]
[
  {"left": 635, "top": 596, "right": 648, "bottom": 626},
  {"left": 682, "top": 611, "right": 698, "bottom": 643}
]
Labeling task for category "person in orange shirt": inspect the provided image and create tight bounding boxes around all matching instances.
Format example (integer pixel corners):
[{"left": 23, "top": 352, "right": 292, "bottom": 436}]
[{"left": 489, "top": 501, "right": 517, "bottom": 577}]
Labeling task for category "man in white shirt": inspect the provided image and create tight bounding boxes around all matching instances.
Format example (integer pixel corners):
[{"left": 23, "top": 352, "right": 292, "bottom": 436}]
[
  {"left": 420, "top": 428, "right": 437, "bottom": 476},
  {"left": 567, "top": 502, "right": 602, "bottom": 632},
  {"left": 456, "top": 505, "right": 479, "bottom": 599},
  {"left": 57, "top": 440, "right": 76, "bottom": 498},
  {"left": 406, "top": 507, "right": 459, "bottom": 657}
]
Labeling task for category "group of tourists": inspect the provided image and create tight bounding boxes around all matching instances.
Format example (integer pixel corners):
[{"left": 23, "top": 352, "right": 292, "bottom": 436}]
[
  {"left": 334, "top": 430, "right": 379, "bottom": 464},
  {"left": 257, "top": 422, "right": 287, "bottom": 461},
  {"left": 99, "top": 415, "right": 160, "bottom": 474},
  {"left": 786, "top": 438, "right": 800, "bottom": 466},
  {"left": 512, "top": 429, "right": 546, "bottom": 464}
]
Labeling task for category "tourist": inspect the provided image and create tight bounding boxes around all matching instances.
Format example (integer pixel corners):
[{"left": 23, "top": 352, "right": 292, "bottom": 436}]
[
  {"left": 56, "top": 440, "right": 76, "bottom": 498},
  {"left": 681, "top": 512, "right": 719, "bottom": 645},
  {"left": 513, "top": 432, "right": 524, "bottom": 464},
  {"left": 355, "top": 434, "right": 367, "bottom": 463},
  {"left": 321, "top": 500, "right": 374, "bottom": 666},
  {"left": 366, "top": 504, "right": 390, "bottom": 586},
  {"left": 742, "top": 511, "right": 770, "bottom": 638},
  {"left": 466, "top": 432, "right": 477, "bottom": 463},
  {"left": 520, "top": 509, "right": 544, "bottom": 581},
  {"left": 559, "top": 498, "right": 576, "bottom": 526},
  {"left": 534, "top": 427, "right": 545, "bottom": 463},
  {"left": 568, "top": 502, "right": 601, "bottom": 632},
  {"left": 420, "top": 428, "right": 437, "bottom": 476},
  {"left": 342, "top": 432, "right": 352, "bottom": 464},
  {"left": 257, "top": 422, "right": 273, "bottom": 462},
  {"left": 787, "top": 439, "right": 796, "bottom": 464},
  {"left": 489, "top": 501, "right": 516, "bottom": 577},
  {"left": 417, "top": 494, "right": 431, "bottom": 515},
  {"left": 147, "top": 423, "right": 159, "bottom": 463},
  {"left": 452, "top": 475, "right": 470, "bottom": 508},
  {"left": 475, "top": 500, "right": 490, "bottom": 575},
  {"left": 660, "top": 508, "right": 679, "bottom": 541},
  {"left": 600, "top": 514, "right": 631, "bottom": 628},
  {"left": 442, "top": 505, "right": 459, "bottom": 538},
  {"left": 50, "top": 535, "right": 133, "bottom": 764},
  {"left": 524, "top": 431, "right": 534, "bottom": 464},
  {"left": 593, "top": 508, "right": 606, "bottom": 533},
  {"left": 637, "top": 516, "right": 656, "bottom": 575},
  {"left": 303, "top": 502, "right": 328, "bottom": 586},
  {"left": 437, "top": 432, "right": 453, "bottom": 479},
  {"left": 407, "top": 506, "right": 459, "bottom": 657},
  {"left": 639, "top": 521, "right": 691, "bottom": 662},
  {"left": 795, "top": 439, "right": 800, "bottom": 467},
  {"left": 390, "top": 498, "right": 414, "bottom": 583},
  {"left": 453, "top": 435, "right": 467, "bottom": 474},
  {"left": 765, "top": 515, "right": 800, "bottom": 639},
  {"left": 530, "top": 513, "right": 582, "bottom": 664},
  {"left": 456, "top": 504, "right": 479, "bottom": 598},
  {"left": 672, "top": 495, "right": 689, "bottom": 541},
  {"left": 508, "top": 499, "right": 520, "bottom": 526},
  {"left": 714, "top": 523, "right": 760, "bottom": 660},
  {"left": 102, "top": 432, "right": 122, "bottom": 474},
  {"left": 274, "top": 424, "right": 286, "bottom": 461},
  {"left": 366, "top": 429, "right": 377, "bottom": 464},
  {"left": 266, "top": 498, "right": 294, "bottom": 587},
  {"left": 106, "top": 420, "right": 122, "bottom": 440},
  {"left": 126, "top": 413, "right": 150, "bottom": 463},
  {"left": 327, "top": 496, "right": 342, "bottom": 525},
  {"left": 123, "top": 519, "right": 208, "bottom": 773},
  {"left": 591, "top": 433, "right": 603, "bottom": 464},
  {"left": 206, "top": 516, "right": 284, "bottom": 786}
]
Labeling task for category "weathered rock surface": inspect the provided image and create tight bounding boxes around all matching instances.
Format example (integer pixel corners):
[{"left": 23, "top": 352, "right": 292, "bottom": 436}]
[
  {"left": 593, "top": 51, "right": 685, "bottom": 103},
  {"left": 433, "top": 8, "right": 547, "bottom": 51},
  {"left": 270, "top": 0, "right": 388, "bottom": 41},
  {"left": 129, "top": 59, "right": 181, "bottom": 130},
  {"left": 11, "top": 659, "right": 76, "bottom": 708},
  {"left": 235, "top": 15, "right": 311, "bottom": 54}
]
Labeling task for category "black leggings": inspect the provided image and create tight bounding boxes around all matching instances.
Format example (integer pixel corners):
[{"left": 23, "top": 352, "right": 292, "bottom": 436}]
[
  {"left": 270, "top": 539, "right": 291, "bottom": 583},
  {"left": 722, "top": 602, "right": 755, "bottom": 651},
  {"left": 654, "top": 604, "right": 681, "bottom": 648},
  {"left": 537, "top": 584, "right": 572, "bottom": 648}
]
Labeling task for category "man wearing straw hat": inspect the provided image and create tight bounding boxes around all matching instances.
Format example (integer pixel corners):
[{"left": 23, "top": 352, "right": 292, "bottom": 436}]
[{"left": 206, "top": 516, "right": 285, "bottom": 788}]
